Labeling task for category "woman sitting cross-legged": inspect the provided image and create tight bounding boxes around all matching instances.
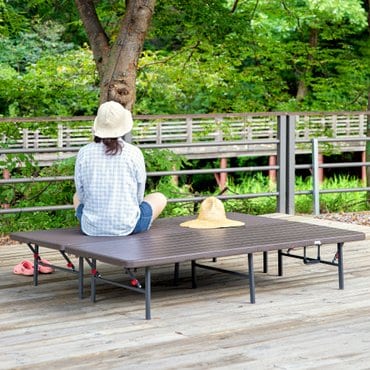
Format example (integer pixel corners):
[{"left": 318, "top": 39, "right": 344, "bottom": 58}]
[{"left": 73, "top": 101, "right": 167, "bottom": 236}]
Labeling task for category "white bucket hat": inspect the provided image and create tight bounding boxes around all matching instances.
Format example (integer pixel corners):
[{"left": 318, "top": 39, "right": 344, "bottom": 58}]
[
  {"left": 180, "top": 197, "right": 245, "bottom": 229},
  {"left": 93, "top": 101, "right": 133, "bottom": 138}
]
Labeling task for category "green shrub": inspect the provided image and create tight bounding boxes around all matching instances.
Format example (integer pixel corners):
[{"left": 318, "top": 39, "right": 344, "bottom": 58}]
[{"left": 1, "top": 163, "right": 368, "bottom": 235}]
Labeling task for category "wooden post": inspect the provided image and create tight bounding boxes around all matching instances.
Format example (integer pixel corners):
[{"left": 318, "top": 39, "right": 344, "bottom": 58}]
[
  {"left": 362, "top": 151, "right": 366, "bottom": 184},
  {"left": 1, "top": 169, "right": 11, "bottom": 209},
  {"left": 318, "top": 154, "right": 324, "bottom": 183},
  {"left": 213, "top": 118, "right": 227, "bottom": 191},
  {"left": 171, "top": 165, "right": 179, "bottom": 186},
  {"left": 268, "top": 155, "right": 277, "bottom": 183},
  {"left": 214, "top": 158, "right": 228, "bottom": 191},
  {"left": 57, "top": 124, "right": 64, "bottom": 147},
  {"left": 186, "top": 118, "right": 193, "bottom": 143},
  {"left": 22, "top": 128, "right": 29, "bottom": 148}
]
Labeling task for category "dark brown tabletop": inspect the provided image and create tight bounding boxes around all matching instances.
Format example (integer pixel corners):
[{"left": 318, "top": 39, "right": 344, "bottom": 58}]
[
  {"left": 9, "top": 213, "right": 283, "bottom": 251},
  {"left": 63, "top": 215, "right": 365, "bottom": 268}
]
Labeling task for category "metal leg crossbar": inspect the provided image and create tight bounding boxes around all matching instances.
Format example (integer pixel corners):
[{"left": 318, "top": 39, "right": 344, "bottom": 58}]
[
  {"left": 279, "top": 242, "right": 345, "bottom": 289},
  {"left": 87, "top": 259, "right": 151, "bottom": 319},
  {"left": 26, "top": 243, "right": 84, "bottom": 298},
  {"left": 191, "top": 254, "right": 256, "bottom": 304},
  {"left": 285, "top": 241, "right": 323, "bottom": 264},
  {"left": 86, "top": 254, "right": 259, "bottom": 320},
  {"left": 21, "top": 241, "right": 350, "bottom": 320}
]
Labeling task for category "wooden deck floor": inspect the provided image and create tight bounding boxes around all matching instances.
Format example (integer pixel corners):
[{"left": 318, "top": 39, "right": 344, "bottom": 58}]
[{"left": 1, "top": 215, "right": 369, "bottom": 370}]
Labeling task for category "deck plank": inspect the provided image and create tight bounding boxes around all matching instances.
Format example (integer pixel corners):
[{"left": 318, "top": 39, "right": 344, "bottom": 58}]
[{"left": 1, "top": 216, "right": 370, "bottom": 369}]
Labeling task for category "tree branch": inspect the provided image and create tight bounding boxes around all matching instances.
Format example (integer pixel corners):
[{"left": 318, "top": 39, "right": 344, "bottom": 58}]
[
  {"left": 230, "top": 0, "right": 239, "bottom": 13},
  {"left": 74, "top": 0, "right": 110, "bottom": 79}
]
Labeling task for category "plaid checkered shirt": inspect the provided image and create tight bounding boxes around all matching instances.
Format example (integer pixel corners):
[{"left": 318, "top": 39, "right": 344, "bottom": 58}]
[{"left": 74, "top": 140, "right": 146, "bottom": 236}]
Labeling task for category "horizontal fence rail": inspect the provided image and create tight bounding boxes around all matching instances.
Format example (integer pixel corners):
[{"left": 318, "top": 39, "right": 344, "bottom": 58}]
[
  {"left": 1, "top": 111, "right": 370, "bottom": 217},
  {"left": 1, "top": 111, "right": 368, "bottom": 161}
]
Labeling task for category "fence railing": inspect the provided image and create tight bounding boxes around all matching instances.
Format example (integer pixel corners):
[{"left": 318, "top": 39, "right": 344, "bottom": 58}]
[
  {"left": 1, "top": 111, "right": 368, "bottom": 161},
  {"left": 1, "top": 112, "right": 369, "bottom": 216}
]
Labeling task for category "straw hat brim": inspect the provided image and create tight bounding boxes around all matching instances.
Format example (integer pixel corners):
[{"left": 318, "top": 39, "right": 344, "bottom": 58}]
[
  {"left": 180, "top": 218, "right": 245, "bottom": 229},
  {"left": 93, "top": 117, "right": 133, "bottom": 138}
]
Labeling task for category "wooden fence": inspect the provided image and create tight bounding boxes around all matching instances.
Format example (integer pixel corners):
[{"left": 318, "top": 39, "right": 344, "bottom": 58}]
[{"left": 1, "top": 111, "right": 368, "bottom": 163}]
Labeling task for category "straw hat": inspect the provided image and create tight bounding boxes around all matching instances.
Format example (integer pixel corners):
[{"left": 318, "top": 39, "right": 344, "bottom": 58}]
[
  {"left": 93, "top": 101, "right": 133, "bottom": 138},
  {"left": 180, "top": 197, "right": 245, "bottom": 229}
]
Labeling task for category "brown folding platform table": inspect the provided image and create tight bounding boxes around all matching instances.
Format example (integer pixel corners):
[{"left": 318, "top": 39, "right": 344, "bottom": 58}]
[
  {"left": 9, "top": 214, "right": 276, "bottom": 298},
  {"left": 10, "top": 214, "right": 366, "bottom": 320}
]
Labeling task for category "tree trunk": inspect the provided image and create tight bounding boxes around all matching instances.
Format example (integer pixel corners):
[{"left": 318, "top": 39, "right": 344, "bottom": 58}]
[
  {"left": 75, "top": 0, "right": 156, "bottom": 110},
  {"left": 296, "top": 28, "right": 318, "bottom": 101},
  {"left": 101, "top": 0, "right": 155, "bottom": 109}
]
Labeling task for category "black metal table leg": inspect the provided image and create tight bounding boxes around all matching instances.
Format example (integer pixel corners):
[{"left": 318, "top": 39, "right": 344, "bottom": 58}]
[
  {"left": 263, "top": 251, "right": 268, "bottom": 273},
  {"left": 90, "top": 259, "right": 97, "bottom": 303},
  {"left": 33, "top": 244, "right": 39, "bottom": 286},
  {"left": 145, "top": 267, "right": 151, "bottom": 320},
  {"left": 78, "top": 257, "right": 84, "bottom": 299},
  {"left": 337, "top": 242, "right": 344, "bottom": 289},
  {"left": 278, "top": 249, "right": 283, "bottom": 276},
  {"left": 191, "top": 260, "right": 197, "bottom": 288},
  {"left": 248, "top": 253, "right": 256, "bottom": 304},
  {"left": 173, "top": 262, "right": 179, "bottom": 286}
]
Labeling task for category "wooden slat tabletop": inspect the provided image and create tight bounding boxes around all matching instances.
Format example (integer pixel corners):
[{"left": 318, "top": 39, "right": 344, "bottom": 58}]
[{"left": 65, "top": 215, "right": 365, "bottom": 268}]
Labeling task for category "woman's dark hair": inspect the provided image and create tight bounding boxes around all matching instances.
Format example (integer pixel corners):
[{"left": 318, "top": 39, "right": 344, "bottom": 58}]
[{"left": 94, "top": 136, "right": 123, "bottom": 155}]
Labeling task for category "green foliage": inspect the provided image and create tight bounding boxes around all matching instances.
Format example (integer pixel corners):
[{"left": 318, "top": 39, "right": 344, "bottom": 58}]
[
  {"left": 143, "top": 148, "right": 189, "bottom": 191},
  {"left": 15, "top": 49, "right": 98, "bottom": 116},
  {"left": 0, "top": 152, "right": 39, "bottom": 179},
  {"left": 0, "top": 156, "right": 78, "bottom": 234},
  {"left": 136, "top": 0, "right": 369, "bottom": 114},
  {"left": 0, "top": 149, "right": 190, "bottom": 233},
  {"left": 151, "top": 177, "right": 196, "bottom": 217},
  {"left": 0, "top": 20, "right": 98, "bottom": 117},
  {"left": 294, "top": 175, "right": 368, "bottom": 214},
  {"left": 148, "top": 0, "right": 232, "bottom": 51},
  {"left": 0, "top": 0, "right": 85, "bottom": 44},
  {"left": 0, "top": 47, "right": 98, "bottom": 117},
  {"left": 0, "top": 0, "right": 369, "bottom": 115},
  {"left": 223, "top": 173, "right": 277, "bottom": 215},
  {"left": 0, "top": 0, "right": 30, "bottom": 36},
  {"left": 0, "top": 156, "right": 74, "bottom": 208},
  {"left": 1, "top": 210, "right": 78, "bottom": 234},
  {"left": 143, "top": 148, "right": 187, "bottom": 172},
  {"left": 1, "top": 165, "right": 368, "bottom": 235},
  {"left": 0, "top": 21, "right": 75, "bottom": 72},
  {"left": 320, "top": 175, "right": 368, "bottom": 213},
  {"left": 156, "top": 173, "right": 368, "bottom": 219}
]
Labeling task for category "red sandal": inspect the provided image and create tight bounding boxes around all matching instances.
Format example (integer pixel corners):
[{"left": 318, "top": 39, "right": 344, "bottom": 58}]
[
  {"left": 13, "top": 260, "right": 34, "bottom": 276},
  {"left": 38, "top": 259, "right": 54, "bottom": 274}
]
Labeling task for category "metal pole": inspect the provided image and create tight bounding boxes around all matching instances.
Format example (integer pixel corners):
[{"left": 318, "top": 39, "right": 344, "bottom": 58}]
[
  {"left": 263, "top": 251, "right": 268, "bottom": 273},
  {"left": 286, "top": 115, "right": 296, "bottom": 214},
  {"left": 277, "top": 115, "right": 287, "bottom": 213},
  {"left": 248, "top": 253, "right": 256, "bottom": 304},
  {"left": 90, "top": 259, "right": 97, "bottom": 303},
  {"left": 312, "top": 138, "right": 320, "bottom": 215},
  {"left": 78, "top": 257, "right": 84, "bottom": 300},
  {"left": 145, "top": 267, "right": 151, "bottom": 320},
  {"left": 191, "top": 260, "right": 197, "bottom": 288},
  {"left": 337, "top": 243, "right": 344, "bottom": 290},
  {"left": 278, "top": 250, "right": 283, "bottom": 276}
]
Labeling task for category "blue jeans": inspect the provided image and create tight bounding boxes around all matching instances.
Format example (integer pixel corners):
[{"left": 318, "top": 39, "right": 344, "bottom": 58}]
[
  {"left": 131, "top": 201, "right": 153, "bottom": 234},
  {"left": 75, "top": 201, "right": 153, "bottom": 234}
]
